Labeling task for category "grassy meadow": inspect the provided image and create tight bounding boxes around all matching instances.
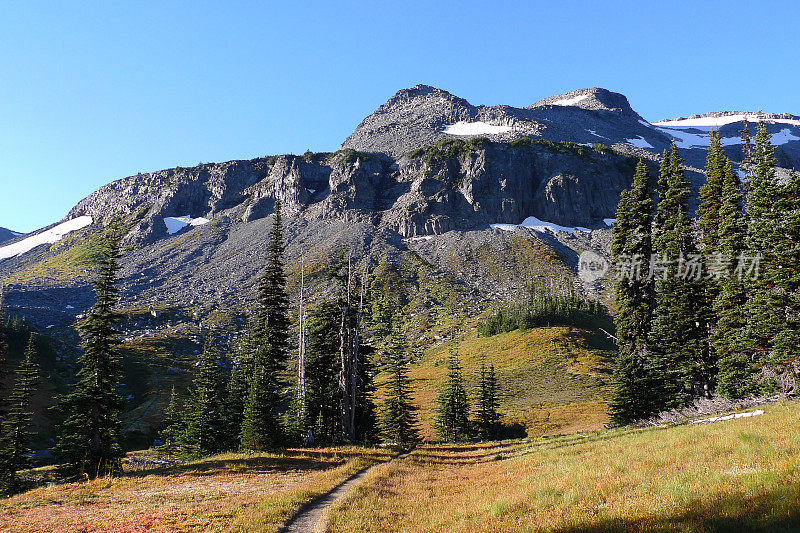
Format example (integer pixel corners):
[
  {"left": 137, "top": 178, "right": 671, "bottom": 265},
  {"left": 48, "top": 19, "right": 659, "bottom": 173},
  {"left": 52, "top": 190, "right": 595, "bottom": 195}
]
[
  {"left": 327, "top": 402, "right": 800, "bottom": 532},
  {"left": 0, "top": 447, "right": 391, "bottom": 533},
  {"left": 400, "top": 326, "right": 613, "bottom": 440}
]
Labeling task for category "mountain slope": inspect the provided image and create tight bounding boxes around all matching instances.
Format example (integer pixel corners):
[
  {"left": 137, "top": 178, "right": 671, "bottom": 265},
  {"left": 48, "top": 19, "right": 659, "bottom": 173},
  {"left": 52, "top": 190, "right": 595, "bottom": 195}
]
[
  {"left": 342, "top": 85, "right": 800, "bottom": 171},
  {"left": 0, "top": 226, "right": 22, "bottom": 244}
]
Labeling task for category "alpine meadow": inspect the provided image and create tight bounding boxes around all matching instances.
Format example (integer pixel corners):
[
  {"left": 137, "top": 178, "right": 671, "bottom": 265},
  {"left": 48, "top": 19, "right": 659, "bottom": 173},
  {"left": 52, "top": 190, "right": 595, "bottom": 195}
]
[{"left": 2, "top": 3, "right": 800, "bottom": 531}]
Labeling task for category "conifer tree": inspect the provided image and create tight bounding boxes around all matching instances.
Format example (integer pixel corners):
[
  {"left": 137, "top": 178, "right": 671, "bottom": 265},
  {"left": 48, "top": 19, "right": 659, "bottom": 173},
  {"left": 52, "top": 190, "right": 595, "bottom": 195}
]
[
  {"left": 769, "top": 172, "right": 800, "bottom": 372},
  {"left": 698, "top": 131, "right": 726, "bottom": 253},
  {"left": 240, "top": 200, "right": 290, "bottom": 450},
  {"left": 695, "top": 132, "right": 727, "bottom": 397},
  {"left": 435, "top": 338, "right": 470, "bottom": 442},
  {"left": 608, "top": 160, "right": 656, "bottom": 425},
  {"left": 476, "top": 360, "right": 500, "bottom": 440},
  {"left": 159, "top": 385, "right": 183, "bottom": 455},
  {"left": 182, "top": 336, "right": 225, "bottom": 457},
  {"left": 0, "top": 288, "right": 8, "bottom": 422},
  {"left": 54, "top": 231, "right": 125, "bottom": 480},
  {"left": 649, "top": 146, "right": 709, "bottom": 409},
  {"left": 741, "top": 122, "right": 783, "bottom": 382},
  {"left": 222, "top": 319, "right": 255, "bottom": 449},
  {"left": 380, "top": 325, "right": 419, "bottom": 445},
  {"left": 0, "top": 334, "right": 39, "bottom": 496},
  {"left": 715, "top": 156, "right": 755, "bottom": 397},
  {"left": 305, "top": 301, "right": 341, "bottom": 444}
]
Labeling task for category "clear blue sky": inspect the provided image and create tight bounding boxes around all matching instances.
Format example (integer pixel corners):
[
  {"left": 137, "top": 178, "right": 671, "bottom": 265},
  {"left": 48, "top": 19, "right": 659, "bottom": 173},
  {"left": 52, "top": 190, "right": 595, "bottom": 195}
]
[{"left": 2, "top": 0, "right": 799, "bottom": 232}]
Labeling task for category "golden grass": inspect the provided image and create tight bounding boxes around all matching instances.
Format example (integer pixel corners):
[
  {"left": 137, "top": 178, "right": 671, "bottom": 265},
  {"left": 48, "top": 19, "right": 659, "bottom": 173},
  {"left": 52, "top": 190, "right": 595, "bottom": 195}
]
[
  {"left": 327, "top": 403, "right": 800, "bottom": 532},
  {"left": 400, "top": 327, "right": 612, "bottom": 439},
  {"left": 0, "top": 447, "right": 391, "bottom": 533}
]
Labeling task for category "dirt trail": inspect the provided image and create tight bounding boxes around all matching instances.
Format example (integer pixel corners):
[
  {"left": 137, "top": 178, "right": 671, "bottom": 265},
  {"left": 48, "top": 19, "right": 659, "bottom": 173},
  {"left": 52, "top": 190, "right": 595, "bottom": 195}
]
[{"left": 280, "top": 450, "right": 412, "bottom": 533}]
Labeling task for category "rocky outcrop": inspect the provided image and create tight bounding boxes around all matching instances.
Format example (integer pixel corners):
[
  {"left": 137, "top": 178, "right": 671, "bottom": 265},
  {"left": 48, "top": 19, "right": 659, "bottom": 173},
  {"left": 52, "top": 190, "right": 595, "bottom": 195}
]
[{"left": 0, "top": 227, "right": 20, "bottom": 244}]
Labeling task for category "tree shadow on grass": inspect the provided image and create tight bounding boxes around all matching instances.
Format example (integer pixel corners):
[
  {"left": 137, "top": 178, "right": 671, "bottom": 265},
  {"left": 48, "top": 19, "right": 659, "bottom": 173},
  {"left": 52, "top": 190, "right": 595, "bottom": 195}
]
[
  {"left": 126, "top": 448, "right": 389, "bottom": 479},
  {"left": 553, "top": 482, "right": 800, "bottom": 533},
  {"left": 127, "top": 454, "right": 341, "bottom": 479}
]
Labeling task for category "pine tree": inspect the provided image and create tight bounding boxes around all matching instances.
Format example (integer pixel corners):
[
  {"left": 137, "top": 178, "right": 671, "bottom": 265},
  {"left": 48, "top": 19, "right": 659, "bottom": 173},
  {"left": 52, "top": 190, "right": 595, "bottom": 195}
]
[
  {"left": 159, "top": 386, "right": 183, "bottom": 455},
  {"left": 770, "top": 172, "right": 800, "bottom": 373},
  {"left": 0, "top": 334, "right": 39, "bottom": 496},
  {"left": 608, "top": 160, "right": 656, "bottom": 425},
  {"left": 741, "top": 122, "right": 783, "bottom": 385},
  {"left": 182, "top": 336, "right": 226, "bottom": 457},
  {"left": 740, "top": 119, "right": 752, "bottom": 171},
  {"left": 714, "top": 156, "right": 754, "bottom": 398},
  {"left": 649, "top": 146, "right": 709, "bottom": 410},
  {"left": 305, "top": 301, "right": 341, "bottom": 445},
  {"left": 0, "top": 288, "right": 8, "bottom": 423},
  {"left": 435, "top": 338, "right": 470, "bottom": 442},
  {"left": 380, "top": 326, "right": 419, "bottom": 445},
  {"left": 698, "top": 131, "right": 726, "bottom": 254},
  {"left": 476, "top": 360, "right": 500, "bottom": 440},
  {"left": 240, "top": 200, "right": 291, "bottom": 450},
  {"left": 54, "top": 231, "right": 125, "bottom": 480},
  {"left": 222, "top": 319, "right": 255, "bottom": 450},
  {"left": 695, "top": 132, "right": 728, "bottom": 397}
]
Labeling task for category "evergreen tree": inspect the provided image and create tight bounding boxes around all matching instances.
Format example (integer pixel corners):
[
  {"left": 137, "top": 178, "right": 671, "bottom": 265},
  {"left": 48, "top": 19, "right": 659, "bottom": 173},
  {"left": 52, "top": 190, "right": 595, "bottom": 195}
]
[
  {"left": 698, "top": 131, "right": 726, "bottom": 253},
  {"left": 159, "top": 385, "right": 183, "bottom": 455},
  {"left": 475, "top": 360, "right": 500, "bottom": 440},
  {"left": 741, "top": 122, "right": 784, "bottom": 385},
  {"left": 54, "top": 231, "right": 125, "bottom": 480},
  {"left": 240, "top": 200, "right": 291, "bottom": 450},
  {"left": 0, "top": 334, "right": 39, "bottom": 496},
  {"left": 222, "top": 323, "right": 255, "bottom": 450},
  {"left": 380, "top": 326, "right": 419, "bottom": 445},
  {"left": 649, "top": 146, "right": 709, "bottom": 410},
  {"left": 435, "top": 338, "right": 470, "bottom": 442},
  {"left": 695, "top": 132, "right": 728, "bottom": 397},
  {"left": 608, "top": 160, "right": 656, "bottom": 425},
  {"left": 0, "top": 288, "right": 8, "bottom": 422},
  {"left": 305, "top": 301, "right": 341, "bottom": 444},
  {"left": 182, "top": 336, "right": 226, "bottom": 457},
  {"left": 769, "top": 172, "right": 800, "bottom": 372},
  {"left": 714, "top": 156, "right": 754, "bottom": 398}
]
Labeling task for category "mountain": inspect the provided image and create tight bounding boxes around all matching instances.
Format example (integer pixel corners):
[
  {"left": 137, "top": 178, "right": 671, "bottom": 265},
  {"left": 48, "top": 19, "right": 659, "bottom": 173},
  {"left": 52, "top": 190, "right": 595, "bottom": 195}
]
[
  {"left": 1, "top": 84, "right": 796, "bottom": 450},
  {"left": 343, "top": 85, "right": 800, "bottom": 171},
  {"left": 0, "top": 226, "right": 22, "bottom": 244},
  {"left": 4, "top": 85, "right": 799, "bottom": 330}
]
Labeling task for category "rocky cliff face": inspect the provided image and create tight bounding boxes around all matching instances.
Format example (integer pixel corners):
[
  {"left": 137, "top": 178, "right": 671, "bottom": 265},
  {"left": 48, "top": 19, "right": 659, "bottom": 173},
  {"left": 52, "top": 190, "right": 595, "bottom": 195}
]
[{"left": 65, "top": 139, "right": 639, "bottom": 246}]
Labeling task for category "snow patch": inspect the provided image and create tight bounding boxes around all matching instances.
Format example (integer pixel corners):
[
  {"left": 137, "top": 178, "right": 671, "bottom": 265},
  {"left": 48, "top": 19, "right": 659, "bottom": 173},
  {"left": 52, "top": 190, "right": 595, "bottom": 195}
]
[
  {"left": 164, "top": 215, "right": 210, "bottom": 235},
  {"left": 656, "top": 125, "right": 800, "bottom": 148},
  {"left": 625, "top": 136, "right": 653, "bottom": 149},
  {"left": 638, "top": 119, "right": 654, "bottom": 128},
  {"left": 66, "top": 305, "right": 75, "bottom": 309},
  {"left": 551, "top": 94, "right": 590, "bottom": 106},
  {"left": 770, "top": 128, "right": 800, "bottom": 145},
  {"left": 0, "top": 216, "right": 93, "bottom": 260},
  {"left": 405, "top": 235, "right": 434, "bottom": 242},
  {"left": 492, "top": 216, "right": 590, "bottom": 235},
  {"left": 654, "top": 114, "right": 800, "bottom": 128},
  {"left": 604, "top": 219, "right": 616, "bottom": 227},
  {"left": 586, "top": 129, "right": 607, "bottom": 139},
  {"left": 443, "top": 121, "right": 512, "bottom": 136}
]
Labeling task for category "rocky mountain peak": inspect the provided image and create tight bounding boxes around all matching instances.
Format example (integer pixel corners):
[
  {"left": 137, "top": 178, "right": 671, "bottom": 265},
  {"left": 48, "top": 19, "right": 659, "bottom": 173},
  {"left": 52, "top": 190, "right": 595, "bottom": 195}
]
[{"left": 528, "top": 87, "right": 637, "bottom": 115}]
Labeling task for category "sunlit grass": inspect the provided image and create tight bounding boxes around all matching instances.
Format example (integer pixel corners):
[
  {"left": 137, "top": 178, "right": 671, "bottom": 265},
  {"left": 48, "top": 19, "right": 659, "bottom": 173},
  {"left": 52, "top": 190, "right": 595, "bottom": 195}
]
[
  {"left": 327, "top": 403, "right": 800, "bottom": 532},
  {"left": 0, "top": 447, "right": 391, "bottom": 533},
  {"left": 404, "top": 327, "right": 612, "bottom": 439}
]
